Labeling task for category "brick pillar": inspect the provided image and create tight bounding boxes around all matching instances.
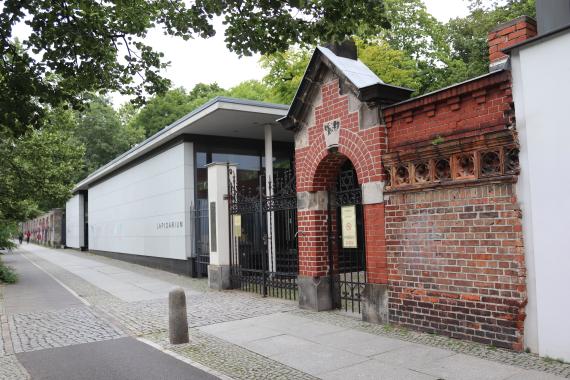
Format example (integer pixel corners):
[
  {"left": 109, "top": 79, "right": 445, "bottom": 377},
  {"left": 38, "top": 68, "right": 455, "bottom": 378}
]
[
  {"left": 363, "top": 203, "right": 387, "bottom": 284},
  {"left": 361, "top": 182, "right": 389, "bottom": 323},
  {"left": 296, "top": 191, "right": 334, "bottom": 311}
]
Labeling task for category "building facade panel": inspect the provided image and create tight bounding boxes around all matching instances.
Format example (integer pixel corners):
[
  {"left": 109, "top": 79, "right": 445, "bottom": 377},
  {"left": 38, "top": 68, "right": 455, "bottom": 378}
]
[
  {"left": 88, "top": 142, "right": 193, "bottom": 260},
  {"left": 65, "top": 193, "right": 84, "bottom": 249},
  {"left": 511, "top": 29, "right": 570, "bottom": 361}
]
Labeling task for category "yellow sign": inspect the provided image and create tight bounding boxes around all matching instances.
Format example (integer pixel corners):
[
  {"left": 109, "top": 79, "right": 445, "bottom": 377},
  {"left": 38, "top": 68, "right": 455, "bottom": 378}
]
[
  {"left": 233, "top": 214, "right": 242, "bottom": 238},
  {"left": 341, "top": 205, "right": 357, "bottom": 248}
]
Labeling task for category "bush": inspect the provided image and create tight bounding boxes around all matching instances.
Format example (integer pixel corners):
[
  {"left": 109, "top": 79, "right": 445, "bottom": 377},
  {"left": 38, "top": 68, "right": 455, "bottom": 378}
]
[{"left": 0, "top": 259, "right": 17, "bottom": 283}]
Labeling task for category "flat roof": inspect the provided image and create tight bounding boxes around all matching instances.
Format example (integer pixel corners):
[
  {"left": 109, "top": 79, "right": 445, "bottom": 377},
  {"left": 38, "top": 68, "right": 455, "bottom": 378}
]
[{"left": 74, "top": 97, "right": 291, "bottom": 191}]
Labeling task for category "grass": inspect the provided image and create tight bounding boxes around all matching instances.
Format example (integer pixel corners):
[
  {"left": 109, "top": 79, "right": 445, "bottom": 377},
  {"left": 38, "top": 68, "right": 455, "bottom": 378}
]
[
  {"left": 0, "top": 257, "right": 17, "bottom": 283},
  {"left": 544, "top": 356, "right": 568, "bottom": 365}
]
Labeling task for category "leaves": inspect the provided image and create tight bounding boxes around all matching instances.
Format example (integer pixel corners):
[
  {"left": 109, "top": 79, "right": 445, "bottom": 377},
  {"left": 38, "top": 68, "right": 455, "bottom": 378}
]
[
  {"left": 74, "top": 95, "right": 145, "bottom": 177},
  {"left": 0, "top": 0, "right": 393, "bottom": 136}
]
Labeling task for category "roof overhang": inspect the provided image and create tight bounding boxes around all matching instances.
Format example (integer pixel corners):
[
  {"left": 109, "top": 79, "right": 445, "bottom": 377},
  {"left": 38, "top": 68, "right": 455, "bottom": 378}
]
[
  {"left": 74, "top": 97, "right": 291, "bottom": 191},
  {"left": 279, "top": 46, "right": 414, "bottom": 131}
]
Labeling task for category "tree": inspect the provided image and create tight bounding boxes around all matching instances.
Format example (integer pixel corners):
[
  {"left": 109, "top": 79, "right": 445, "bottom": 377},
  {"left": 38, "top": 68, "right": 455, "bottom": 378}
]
[
  {"left": 228, "top": 80, "right": 278, "bottom": 103},
  {"left": 128, "top": 84, "right": 227, "bottom": 137},
  {"left": 444, "top": 0, "right": 536, "bottom": 81},
  {"left": 356, "top": 39, "right": 421, "bottom": 92},
  {"left": 1, "top": 0, "right": 393, "bottom": 137},
  {"left": 261, "top": 49, "right": 311, "bottom": 105},
  {"left": 74, "top": 96, "right": 144, "bottom": 177},
  {"left": 0, "top": 114, "right": 84, "bottom": 226}
]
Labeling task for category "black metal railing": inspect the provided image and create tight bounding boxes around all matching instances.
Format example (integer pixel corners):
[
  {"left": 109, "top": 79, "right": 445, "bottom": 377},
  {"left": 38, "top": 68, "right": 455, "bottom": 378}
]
[
  {"left": 191, "top": 200, "right": 210, "bottom": 277},
  {"left": 329, "top": 163, "right": 367, "bottom": 314},
  {"left": 228, "top": 168, "right": 299, "bottom": 300}
]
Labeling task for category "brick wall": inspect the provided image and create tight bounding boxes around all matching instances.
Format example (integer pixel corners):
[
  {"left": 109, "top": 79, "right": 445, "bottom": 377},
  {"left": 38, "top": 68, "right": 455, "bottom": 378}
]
[
  {"left": 385, "top": 184, "right": 526, "bottom": 349},
  {"left": 383, "top": 71, "right": 513, "bottom": 151}
]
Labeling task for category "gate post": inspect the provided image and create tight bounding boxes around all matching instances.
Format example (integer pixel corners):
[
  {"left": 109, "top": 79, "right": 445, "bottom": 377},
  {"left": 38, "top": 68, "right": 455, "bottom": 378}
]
[
  {"left": 206, "top": 162, "right": 237, "bottom": 290},
  {"left": 297, "top": 190, "right": 334, "bottom": 311},
  {"left": 361, "top": 181, "right": 389, "bottom": 324}
]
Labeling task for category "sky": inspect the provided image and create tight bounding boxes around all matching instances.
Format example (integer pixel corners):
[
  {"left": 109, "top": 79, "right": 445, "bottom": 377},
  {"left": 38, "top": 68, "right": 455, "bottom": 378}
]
[
  {"left": 108, "top": 0, "right": 471, "bottom": 106},
  {"left": 12, "top": 0, "right": 470, "bottom": 107}
]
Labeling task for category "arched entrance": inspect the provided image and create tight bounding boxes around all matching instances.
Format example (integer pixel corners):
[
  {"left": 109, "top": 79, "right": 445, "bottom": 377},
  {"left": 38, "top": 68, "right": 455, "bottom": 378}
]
[{"left": 329, "top": 160, "right": 367, "bottom": 313}]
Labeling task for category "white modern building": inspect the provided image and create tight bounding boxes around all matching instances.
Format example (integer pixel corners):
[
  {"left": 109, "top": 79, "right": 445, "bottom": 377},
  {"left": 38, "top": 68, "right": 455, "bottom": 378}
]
[
  {"left": 508, "top": 0, "right": 570, "bottom": 362},
  {"left": 66, "top": 97, "right": 293, "bottom": 277}
]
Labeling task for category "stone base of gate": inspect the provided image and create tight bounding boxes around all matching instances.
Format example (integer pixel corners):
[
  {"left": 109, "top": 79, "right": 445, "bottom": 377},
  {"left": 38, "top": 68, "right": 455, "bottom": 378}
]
[
  {"left": 362, "top": 283, "right": 389, "bottom": 324},
  {"left": 298, "top": 275, "right": 334, "bottom": 311},
  {"left": 208, "top": 265, "right": 231, "bottom": 290}
]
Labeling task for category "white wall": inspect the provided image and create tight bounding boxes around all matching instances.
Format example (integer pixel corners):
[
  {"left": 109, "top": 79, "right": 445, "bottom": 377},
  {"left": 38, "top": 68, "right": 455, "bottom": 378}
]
[
  {"left": 88, "top": 142, "right": 194, "bottom": 260},
  {"left": 512, "top": 30, "right": 570, "bottom": 361},
  {"left": 65, "top": 194, "right": 84, "bottom": 249}
]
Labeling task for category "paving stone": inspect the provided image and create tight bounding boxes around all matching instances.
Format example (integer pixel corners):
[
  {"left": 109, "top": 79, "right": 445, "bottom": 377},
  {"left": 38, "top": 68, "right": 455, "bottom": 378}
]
[
  {"left": 373, "top": 342, "right": 455, "bottom": 367},
  {"left": 289, "top": 309, "right": 570, "bottom": 378},
  {"left": 409, "top": 353, "right": 523, "bottom": 380},
  {"left": 148, "top": 330, "right": 318, "bottom": 380},
  {"left": 0, "top": 355, "right": 30, "bottom": 380},
  {"left": 8, "top": 306, "right": 124, "bottom": 353},
  {"left": 242, "top": 334, "right": 316, "bottom": 357},
  {"left": 319, "top": 359, "right": 436, "bottom": 380},
  {"left": 98, "top": 291, "right": 296, "bottom": 337},
  {"left": 271, "top": 344, "right": 368, "bottom": 376}
]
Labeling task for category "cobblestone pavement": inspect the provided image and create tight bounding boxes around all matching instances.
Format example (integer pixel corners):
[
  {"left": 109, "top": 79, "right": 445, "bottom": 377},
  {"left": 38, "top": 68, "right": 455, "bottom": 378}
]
[
  {"left": 147, "top": 330, "right": 318, "bottom": 380},
  {"left": 0, "top": 284, "right": 30, "bottom": 380},
  {"left": 17, "top": 246, "right": 570, "bottom": 379},
  {"left": 16, "top": 248, "right": 308, "bottom": 379},
  {"left": 0, "top": 355, "right": 29, "bottom": 380},
  {"left": 9, "top": 306, "right": 124, "bottom": 353},
  {"left": 101, "top": 291, "right": 296, "bottom": 336}
]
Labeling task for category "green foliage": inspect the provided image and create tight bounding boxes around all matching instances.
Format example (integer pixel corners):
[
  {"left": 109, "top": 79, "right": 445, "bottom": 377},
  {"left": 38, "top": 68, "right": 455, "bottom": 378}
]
[
  {"left": 0, "top": 0, "right": 393, "bottom": 137},
  {"left": 260, "top": 49, "right": 311, "bottom": 105},
  {"left": 74, "top": 96, "right": 144, "bottom": 177},
  {"left": 0, "top": 257, "right": 17, "bottom": 284},
  {"left": 258, "top": 0, "right": 536, "bottom": 98},
  {"left": 128, "top": 84, "right": 227, "bottom": 138},
  {"left": 0, "top": 116, "right": 84, "bottom": 233},
  {"left": 444, "top": 0, "right": 536, "bottom": 81},
  {"left": 0, "top": 222, "right": 18, "bottom": 250},
  {"left": 228, "top": 80, "right": 277, "bottom": 103},
  {"left": 356, "top": 39, "right": 421, "bottom": 92}
]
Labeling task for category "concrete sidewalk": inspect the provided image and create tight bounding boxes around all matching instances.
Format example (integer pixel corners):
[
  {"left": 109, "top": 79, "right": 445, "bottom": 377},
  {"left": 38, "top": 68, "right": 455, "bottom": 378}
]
[
  {"left": 25, "top": 245, "right": 199, "bottom": 302},
  {"left": 7, "top": 244, "right": 570, "bottom": 380}
]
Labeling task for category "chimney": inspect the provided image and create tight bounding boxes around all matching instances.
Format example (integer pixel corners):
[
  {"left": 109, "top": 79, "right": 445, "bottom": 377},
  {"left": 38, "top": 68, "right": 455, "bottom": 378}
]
[
  {"left": 326, "top": 39, "right": 357, "bottom": 60},
  {"left": 488, "top": 16, "right": 537, "bottom": 71}
]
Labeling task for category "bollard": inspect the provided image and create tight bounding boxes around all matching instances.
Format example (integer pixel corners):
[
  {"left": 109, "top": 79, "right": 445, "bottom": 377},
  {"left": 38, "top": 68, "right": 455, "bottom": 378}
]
[{"left": 169, "top": 287, "right": 189, "bottom": 344}]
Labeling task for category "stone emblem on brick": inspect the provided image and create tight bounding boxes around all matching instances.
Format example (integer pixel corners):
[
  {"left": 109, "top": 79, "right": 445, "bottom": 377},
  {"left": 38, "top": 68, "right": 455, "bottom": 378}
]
[{"left": 323, "top": 119, "right": 340, "bottom": 149}]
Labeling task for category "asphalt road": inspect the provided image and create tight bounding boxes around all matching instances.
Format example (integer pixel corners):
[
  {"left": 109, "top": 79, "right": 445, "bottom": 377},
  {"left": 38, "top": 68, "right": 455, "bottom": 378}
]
[{"left": 2, "top": 251, "right": 218, "bottom": 380}]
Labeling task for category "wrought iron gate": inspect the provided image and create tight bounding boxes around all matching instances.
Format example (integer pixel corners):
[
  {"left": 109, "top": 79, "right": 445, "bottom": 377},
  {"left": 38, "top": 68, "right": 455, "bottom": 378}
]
[
  {"left": 228, "top": 169, "right": 298, "bottom": 299},
  {"left": 191, "top": 200, "right": 210, "bottom": 277},
  {"left": 329, "top": 161, "right": 367, "bottom": 313}
]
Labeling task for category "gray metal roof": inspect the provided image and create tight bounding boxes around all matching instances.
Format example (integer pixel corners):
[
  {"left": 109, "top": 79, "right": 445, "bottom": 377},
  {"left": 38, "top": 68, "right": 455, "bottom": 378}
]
[
  {"left": 317, "top": 46, "right": 385, "bottom": 89},
  {"left": 74, "top": 96, "right": 289, "bottom": 190},
  {"left": 279, "top": 46, "right": 414, "bottom": 130}
]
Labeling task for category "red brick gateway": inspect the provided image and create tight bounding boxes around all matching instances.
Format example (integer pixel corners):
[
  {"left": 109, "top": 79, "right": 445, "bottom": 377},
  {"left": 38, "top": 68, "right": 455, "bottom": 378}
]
[{"left": 278, "top": 17, "right": 538, "bottom": 351}]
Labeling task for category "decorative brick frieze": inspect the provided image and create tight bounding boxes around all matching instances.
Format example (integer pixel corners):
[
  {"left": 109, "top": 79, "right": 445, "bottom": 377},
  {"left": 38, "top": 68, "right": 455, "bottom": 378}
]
[{"left": 383, "top": 131, "right": 519, "bottom": 192}]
